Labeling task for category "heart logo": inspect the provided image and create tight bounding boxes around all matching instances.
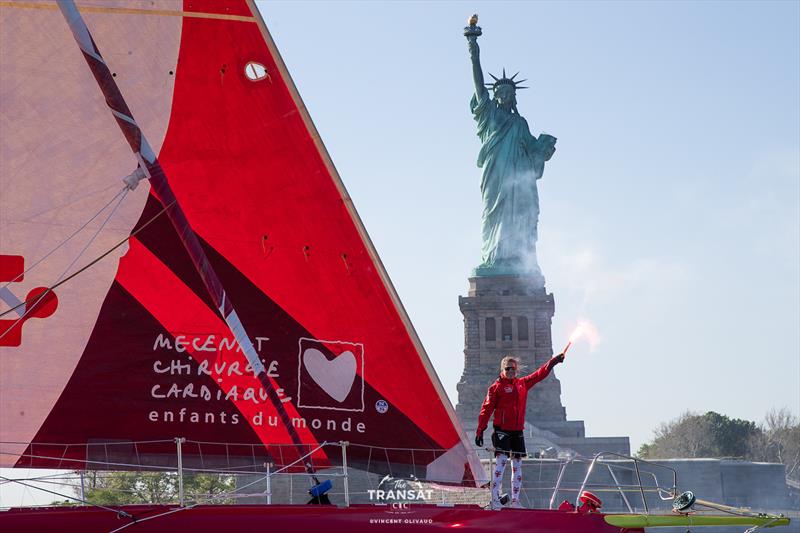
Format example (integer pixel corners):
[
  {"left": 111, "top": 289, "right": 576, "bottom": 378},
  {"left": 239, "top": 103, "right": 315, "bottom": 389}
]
[{"left": 303, "top": 348, "right": 357, "bottom": 403}]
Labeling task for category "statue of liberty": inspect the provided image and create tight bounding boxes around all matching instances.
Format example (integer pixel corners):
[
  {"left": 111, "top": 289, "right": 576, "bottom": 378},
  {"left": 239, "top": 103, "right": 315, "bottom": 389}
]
[{"left": 465, "top": 15, "right": 556, "bottom": 278}]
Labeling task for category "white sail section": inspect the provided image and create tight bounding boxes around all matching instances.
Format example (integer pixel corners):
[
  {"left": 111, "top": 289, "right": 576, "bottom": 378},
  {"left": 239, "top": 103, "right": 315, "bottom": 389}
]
[{"left": 0, "top": 0, "right": 180, "bottom": 466}]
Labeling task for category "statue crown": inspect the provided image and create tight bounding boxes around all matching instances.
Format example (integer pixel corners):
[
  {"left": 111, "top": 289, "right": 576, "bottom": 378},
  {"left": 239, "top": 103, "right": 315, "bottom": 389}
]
[{"left": 486, "top": 68, "right": 529, "bottom": 91}]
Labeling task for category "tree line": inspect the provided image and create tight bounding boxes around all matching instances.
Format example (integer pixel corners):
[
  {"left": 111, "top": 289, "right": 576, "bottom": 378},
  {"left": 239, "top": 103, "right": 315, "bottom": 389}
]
[
  {"left": 54, "top": 471, "right": 235, "bottom": 506},
  {"left": 637, "top": 408, "right": 799, "bottom": 484}
]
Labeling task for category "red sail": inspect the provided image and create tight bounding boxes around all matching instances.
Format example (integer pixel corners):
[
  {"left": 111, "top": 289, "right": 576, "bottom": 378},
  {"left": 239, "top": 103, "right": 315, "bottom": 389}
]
[{"left": 0, "top": 0, "right": 484, "bottom": 485}]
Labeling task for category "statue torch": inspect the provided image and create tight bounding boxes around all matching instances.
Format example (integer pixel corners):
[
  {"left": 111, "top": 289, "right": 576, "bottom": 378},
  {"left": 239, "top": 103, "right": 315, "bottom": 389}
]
[{"left": 464, "top": 14, "right": 482, "bottom": 38}]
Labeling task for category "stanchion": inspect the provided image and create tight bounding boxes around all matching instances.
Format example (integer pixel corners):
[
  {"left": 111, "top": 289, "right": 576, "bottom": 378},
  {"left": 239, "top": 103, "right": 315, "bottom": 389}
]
[
  {"left": 341, "top": 441, "right": 350, "bottom": 507},
  {"left": 175, "top": 437, "right": 186, "bottom": 506},
  {"left": 265, "top": 462, "right": 272, "bottom": 505}
]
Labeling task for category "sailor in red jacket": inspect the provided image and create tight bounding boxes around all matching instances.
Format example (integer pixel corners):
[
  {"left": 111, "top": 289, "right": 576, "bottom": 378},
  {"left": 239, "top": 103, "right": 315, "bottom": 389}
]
[{"left": 475, "top": 353, "right": 565, "bottom": 509}]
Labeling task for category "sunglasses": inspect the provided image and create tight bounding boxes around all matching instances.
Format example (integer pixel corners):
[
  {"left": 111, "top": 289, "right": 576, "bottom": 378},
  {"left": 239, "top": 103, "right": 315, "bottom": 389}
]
[{"left": 504, "top": 366, "right": 517, "bottom": 371}]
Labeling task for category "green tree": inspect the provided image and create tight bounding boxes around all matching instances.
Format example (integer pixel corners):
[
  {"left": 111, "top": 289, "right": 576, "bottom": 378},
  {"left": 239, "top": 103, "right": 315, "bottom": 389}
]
[
  {"left": 184, "top": 472, "right": 236, "bottom": 504},
  {"left": 71, "top": 471, "right": 235, "bottom": 506},
  {"left": 638, "top": 408, "right": 800, "bottom": 485},
  {"left": 637, "top": 411, "right": 759, "bottom": 459}
]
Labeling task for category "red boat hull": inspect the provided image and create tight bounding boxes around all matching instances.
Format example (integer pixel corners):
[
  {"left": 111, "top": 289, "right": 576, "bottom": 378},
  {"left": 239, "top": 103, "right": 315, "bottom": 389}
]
[{"left": 0, "top": 504, "right": 636, "bottom": 532}]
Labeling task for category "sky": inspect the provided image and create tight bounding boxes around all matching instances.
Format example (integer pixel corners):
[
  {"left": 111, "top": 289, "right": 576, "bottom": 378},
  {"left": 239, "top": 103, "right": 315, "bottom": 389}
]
[
  {"left": 2, "top": 0, "right": 798, "bottom": 508},
  {"left": 255, "top": 0, "right": 800, "bottom": 451}
]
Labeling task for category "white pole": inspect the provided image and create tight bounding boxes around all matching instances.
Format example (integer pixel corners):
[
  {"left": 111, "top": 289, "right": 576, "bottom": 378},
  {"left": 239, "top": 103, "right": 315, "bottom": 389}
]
[
  {"left": 175, "top": 437, "right": 185, "bottom": 506},
  {"left": 266, "top": 462, "right": 272, "bottom": 505},
  {"left": 341, "top": 441, "right": 350, "bottom": 507}
]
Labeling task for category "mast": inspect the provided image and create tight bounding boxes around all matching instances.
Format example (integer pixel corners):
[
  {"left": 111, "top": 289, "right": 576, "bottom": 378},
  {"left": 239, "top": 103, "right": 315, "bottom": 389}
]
[{"left": 56, "top": 0, "right": 312, "bottom": 469}]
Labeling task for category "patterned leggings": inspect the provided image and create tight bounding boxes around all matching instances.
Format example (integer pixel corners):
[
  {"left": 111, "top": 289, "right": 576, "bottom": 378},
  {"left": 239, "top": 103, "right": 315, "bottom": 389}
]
[{"left": 491, "top": 454, "right": 522, "bottom": 504}]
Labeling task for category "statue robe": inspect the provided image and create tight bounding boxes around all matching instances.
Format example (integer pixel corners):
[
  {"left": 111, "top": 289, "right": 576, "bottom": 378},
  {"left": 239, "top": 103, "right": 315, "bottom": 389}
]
[{"left": 471, "top": 89, "right": 548, "bottom": 274}]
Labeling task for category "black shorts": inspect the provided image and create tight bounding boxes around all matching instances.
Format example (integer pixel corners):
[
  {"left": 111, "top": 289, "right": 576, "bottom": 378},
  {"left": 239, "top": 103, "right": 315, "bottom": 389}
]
[{"left": 491, "top": 428, "right": 526, "bottom": 458}]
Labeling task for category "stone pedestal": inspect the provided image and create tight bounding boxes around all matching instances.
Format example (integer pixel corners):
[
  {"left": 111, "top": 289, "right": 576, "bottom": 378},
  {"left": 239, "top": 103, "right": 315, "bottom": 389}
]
[
  {"left": 456, "top": 275, "right": 567, "bottom": 426},
  {"left": 456, "top": 274, "right": 630, "bottom": 457}
]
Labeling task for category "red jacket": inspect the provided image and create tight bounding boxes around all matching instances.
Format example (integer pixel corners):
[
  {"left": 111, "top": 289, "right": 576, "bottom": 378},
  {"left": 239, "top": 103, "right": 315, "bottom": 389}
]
[{"left": 476, "top": 357, "right": 558, "bottom": 433}]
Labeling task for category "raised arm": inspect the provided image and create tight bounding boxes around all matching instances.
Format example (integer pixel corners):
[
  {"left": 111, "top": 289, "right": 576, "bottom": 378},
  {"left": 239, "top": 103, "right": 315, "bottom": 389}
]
[
  {"left": 521, "top": 353, "right": 565, "bottom": 390},
  {"left": 464, "top": 15, "right": 489, "bottom": 101},
  {"left": 467, "top": 36, "right": 489, "bottom": 101}
]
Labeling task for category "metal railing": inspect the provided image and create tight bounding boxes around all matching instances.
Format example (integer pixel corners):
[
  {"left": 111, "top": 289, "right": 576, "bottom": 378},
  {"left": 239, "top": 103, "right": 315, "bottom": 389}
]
[
  {"left": 2, "top": 440, "right": 681, "bottom": 513},
  {"left": 547, "top": 451, "right": 678, "bottom": 513}
]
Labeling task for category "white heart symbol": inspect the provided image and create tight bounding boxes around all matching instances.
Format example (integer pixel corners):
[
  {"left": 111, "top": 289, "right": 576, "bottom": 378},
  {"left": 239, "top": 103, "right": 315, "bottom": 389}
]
[{"left": 303, "top": 348, "right": 357, "bottom": 403}]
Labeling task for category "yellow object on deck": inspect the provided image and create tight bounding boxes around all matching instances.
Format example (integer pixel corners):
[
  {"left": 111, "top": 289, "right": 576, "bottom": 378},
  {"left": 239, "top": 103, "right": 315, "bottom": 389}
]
[{"left": 604, "top": 513, "right": 790, "bottom": 528}]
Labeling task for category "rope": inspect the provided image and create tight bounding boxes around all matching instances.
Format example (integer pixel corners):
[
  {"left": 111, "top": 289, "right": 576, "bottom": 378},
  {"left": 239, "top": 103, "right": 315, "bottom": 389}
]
[
  {"left": 0, "top": 439, "right": 175, "bottom": 446},
  {"left": 0, "top": 450, "right": 181, "bottom": 472},
  {"left": 0, "top": 198, "right": 176, "bottom": 320},
  {"left": 0, "top": 475, "right": 134, "bottom": 520},
  {"left": 0, "top": 471, "right": 83, "bottom": 483},
  {"left": 0, "top": 186, "right": 127, "bottom": 291},
  {"left": 0, "top": 450, "right": 303, "bottom": 476},
  {"left": 347, "top": 442, "right": 451, "bottom": 453},
  {"left": 0, "top": 189, "right": 128, "bottom": 341}
]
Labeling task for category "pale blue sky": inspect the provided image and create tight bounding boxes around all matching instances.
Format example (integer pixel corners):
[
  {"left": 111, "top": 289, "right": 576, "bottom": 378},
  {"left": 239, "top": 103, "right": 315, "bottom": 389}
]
[{"left": 256, "top": 0, "right": 800, "bottom": 451}]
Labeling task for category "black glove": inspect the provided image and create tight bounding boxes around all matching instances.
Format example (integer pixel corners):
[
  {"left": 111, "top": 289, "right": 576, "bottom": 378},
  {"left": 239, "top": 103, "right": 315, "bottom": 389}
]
[
  {"left": 547, "top": 353, "right": 565, "bottom": 370},
  {"left": 475, "top": 432, "right": 484, "bottom": 448}
]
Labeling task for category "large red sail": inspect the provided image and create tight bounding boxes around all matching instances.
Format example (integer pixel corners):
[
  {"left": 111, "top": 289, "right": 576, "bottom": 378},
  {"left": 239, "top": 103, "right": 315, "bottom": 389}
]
[{"left": 0, "top": 0, "right": 484, "bottom": 484}]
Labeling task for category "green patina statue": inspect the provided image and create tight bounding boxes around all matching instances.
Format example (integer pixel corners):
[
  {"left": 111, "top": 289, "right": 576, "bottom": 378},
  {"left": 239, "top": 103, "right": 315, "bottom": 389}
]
[{"left": 465, "top": 15, "right": 556, "bottom": 278}]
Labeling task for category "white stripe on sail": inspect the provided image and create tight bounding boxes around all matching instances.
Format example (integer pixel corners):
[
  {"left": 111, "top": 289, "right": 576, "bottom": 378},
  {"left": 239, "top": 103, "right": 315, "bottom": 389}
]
[{"left": 223, "top": 309, "right": 267, "bottom": 376}]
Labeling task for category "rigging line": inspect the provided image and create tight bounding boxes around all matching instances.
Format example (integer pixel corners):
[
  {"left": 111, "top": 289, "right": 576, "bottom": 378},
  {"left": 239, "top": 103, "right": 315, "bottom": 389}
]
[
  {"left": 184, "top": 439, "right": 320, "bottom": 447},
  {"left": 0, "top": 198, "right": 176, "bottom": 321},
  {"left": 346, "top": 442, "right": 451, "bottom": 452},
  {"left": 0, "top": 449, "right": 176, "bottom": 471},
  {"left": 0, "top": 438, "right": 176, "bottom": 446},
  {"left": 0, "top": 476, "right": 134, "bottom": 520},
  {"left": 0, "top": 472, "right": 83, "bottom": 484},
  {"left": 0, "top": 450, "right": 268, "bottom": 474},
  {"left": 0, "top": 186, "right": 127, "bottom": 292},
  {"left": 0, "top": 477, "right": 84, "bottom": 489},
  {"left": 0, "top": 188, "right": 129, "bottom": 342}
]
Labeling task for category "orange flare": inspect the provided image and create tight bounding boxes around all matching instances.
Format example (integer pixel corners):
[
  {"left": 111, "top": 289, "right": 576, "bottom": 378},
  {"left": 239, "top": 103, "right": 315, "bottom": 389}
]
[
  {"left": 561, "top": 321, "right": 600, "bottom": 356},
  {"left": 568, "top": 326, "right": 585, "bottom": 343}
]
